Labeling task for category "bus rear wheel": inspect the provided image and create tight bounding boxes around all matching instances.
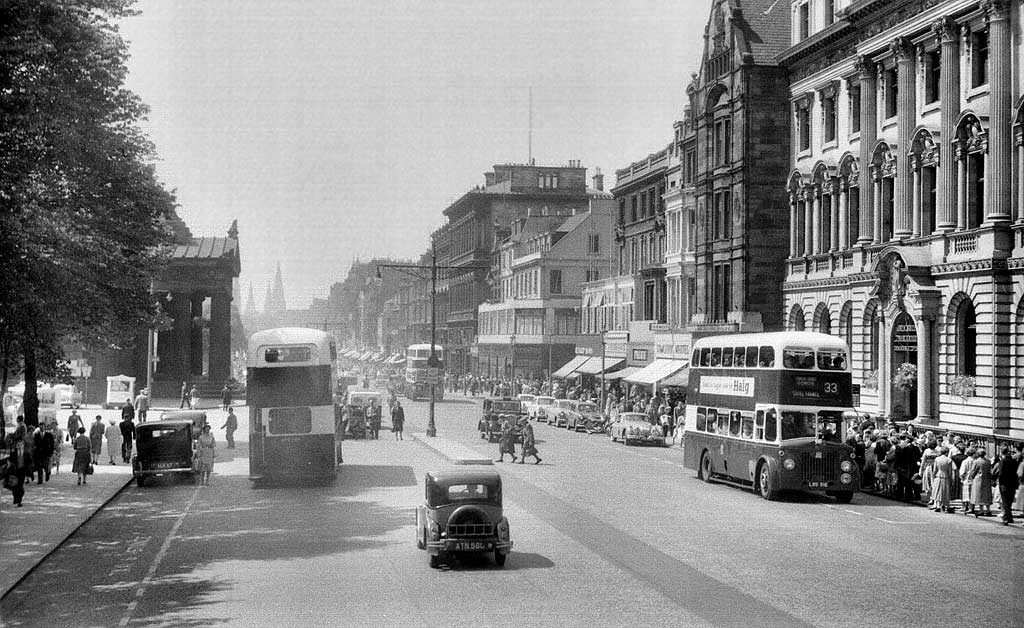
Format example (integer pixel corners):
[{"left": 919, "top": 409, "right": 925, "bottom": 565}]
[
  {"left": 756, "top": 462, "right": 779, "bottom": 501},
  {"left": 698, "top": 451, "right": 714, "bottom": 482}
]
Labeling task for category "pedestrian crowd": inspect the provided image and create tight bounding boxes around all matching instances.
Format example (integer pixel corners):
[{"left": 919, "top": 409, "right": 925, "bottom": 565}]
[{"left": 846, "top": 423, "right": 1024, "bottom": 526}]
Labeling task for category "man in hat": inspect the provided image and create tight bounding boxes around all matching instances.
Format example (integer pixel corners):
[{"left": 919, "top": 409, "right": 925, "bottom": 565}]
[{"left": 994, "top": 447, "right": 1020, "bottom": 526}]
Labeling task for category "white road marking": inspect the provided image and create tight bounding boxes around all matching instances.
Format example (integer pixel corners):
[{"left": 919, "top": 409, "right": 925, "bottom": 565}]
[{"left": 118, "top": 487, "right": 200, "bottom": 626}]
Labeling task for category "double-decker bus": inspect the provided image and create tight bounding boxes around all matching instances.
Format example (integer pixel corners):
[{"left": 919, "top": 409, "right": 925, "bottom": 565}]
[
  {"left": 682, "top": 332, "right": 859, "bottom": 503},
  {"left": 405, "top": 343, "right": 444, "bottom": 401},
  {"left": 247, "top": 328, "right": 341, "bottom": 484}
]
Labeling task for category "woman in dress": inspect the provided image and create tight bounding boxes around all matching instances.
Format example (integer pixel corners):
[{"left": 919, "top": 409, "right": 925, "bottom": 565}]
[
  {"left": 104, "top": 419, "right": 122, "bottom": 465},
  {"left": 967, "top": 449, "right": 994, "bottom": 517},
  {"left": 959, "top": 447, "right": 976, "bottom": 514},
  {"left": 72, "top": 427, "right": 92, "bottom": 485},
  {"left": 195, "top": 424, "right": 216, "bottom": 485},
  {"left": 496, "top": 417, "right": 517, "bottom": 463},
  {"left": 931, "top": 446, "right": 955, "bottom": 513},
  {"left": 88, "top": 415, "right": 104, "bottom": 465}
]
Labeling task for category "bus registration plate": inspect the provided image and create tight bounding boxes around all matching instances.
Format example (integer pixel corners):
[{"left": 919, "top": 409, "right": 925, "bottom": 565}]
[{"left": 455, "top": 541, "right": 490, "bottom": 551}]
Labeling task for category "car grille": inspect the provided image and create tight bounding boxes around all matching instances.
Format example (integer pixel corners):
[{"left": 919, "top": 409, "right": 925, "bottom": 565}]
[
  {"left": 447, "top": 522, "right": 493, "bottom": 537},
  {"left": 798, "top": 451, "right": 839, "bottom": 482}
]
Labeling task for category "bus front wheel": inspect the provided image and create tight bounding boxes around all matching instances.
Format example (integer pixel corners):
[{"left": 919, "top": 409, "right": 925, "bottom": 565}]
[
  {"left": 698, "top": 451, "right": 714, "bottom": 483},
  {"left": 756, "top": 462, "right": 779, "bottom": 500},
  {"left": 833, "top": 491, "right": 854, "bottom": 504}
]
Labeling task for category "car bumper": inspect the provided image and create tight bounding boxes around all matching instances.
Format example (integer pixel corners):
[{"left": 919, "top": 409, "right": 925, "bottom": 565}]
[{"left": 426, "top": 539, "right": 513, "bottom": 554}]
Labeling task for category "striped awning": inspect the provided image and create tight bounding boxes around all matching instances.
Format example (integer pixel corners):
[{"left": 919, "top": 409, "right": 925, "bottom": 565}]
[
  {"left": 552, "top": 356, "right": 590, "bottom": 379},
  {"left": 624, "top": 359, "right": 689, "bottom": 385},
  {"left": 572, "top": 357, "right": 625, "bottom": 375}
]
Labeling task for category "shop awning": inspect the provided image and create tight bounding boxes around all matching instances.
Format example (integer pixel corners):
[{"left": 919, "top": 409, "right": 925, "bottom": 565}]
[
  {"left": 552, "top": 356, "right": 590, "bottom": 379},
  {"left": 572, "top": 357, "right": 625, "bottom": 375},
  {"left": 660, "top": 369, "right": 690, "bottom": 388},
  {"left": 604, "top": 366, "right": 641, "bottom": 380},
  {"left": 624, "top": 359, "right": 689, "bottom": 385}
]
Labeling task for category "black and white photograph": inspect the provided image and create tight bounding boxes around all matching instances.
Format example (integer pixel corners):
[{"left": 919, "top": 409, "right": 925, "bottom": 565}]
[{"left": 2, "top": 1, "right": 1023, "bottom": 627}]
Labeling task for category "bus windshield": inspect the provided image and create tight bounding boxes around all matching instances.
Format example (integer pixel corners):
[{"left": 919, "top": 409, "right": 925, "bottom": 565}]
[
  {"left": 780, "top": 410, "right": 843, "bottom": 443},
  {"left": 248, "top": 366, "right": 334, "bottom": 407}
]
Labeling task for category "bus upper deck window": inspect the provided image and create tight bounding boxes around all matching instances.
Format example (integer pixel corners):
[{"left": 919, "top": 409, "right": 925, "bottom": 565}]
[
  {"left": 721, "top": 348, "right": 733, "bottom": 367},
  {"left": 733, "top": 347, "right": 745, "bottom": 367},
  {"left": 710, "top": 348, "right": 722, "bottom": 367},
  {"left": 817, "top": 349, "right": 848, "bottom": 371},
  {"left": 745, "top": 347, "right": 759, "bottom": 368},
  {"left": 783, "top": 348, "right": 814, "bottom": 369},
  {"left": 700, "top": 348, "right": 711, "bottom": 367},
  {"left": 758, "top": 346, "right": 775, "bottom": 368},
  {"left": 692, "top": 349, "right": 700, "bottom": 366}
]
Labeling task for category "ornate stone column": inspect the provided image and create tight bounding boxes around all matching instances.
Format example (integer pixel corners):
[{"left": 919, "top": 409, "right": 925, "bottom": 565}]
[
  {"left": 877, "top": 312, "right": 889, "bottom": 417},
  {"left": 934, "top": 17, "right": 960, "bottom": 231},
  {"left": 915, "top": 316, "right": 934, "bottom": 423},
  {"left": 911, "top": 155, "right": 922, "bottom": 238},
  {"left": 956, "top": 142, "right": 968, "bottom": 230},
  {"left": 789, "top": 194, "right": 799, "bottom": 257},
  {"left": 190, "top": 293, "right": 204, "bottom": 376},
  {"left": 1018, "top": 129, "right": 1024, "bottom": 222},
  {"left": 829, "top": 181, "right": 840, "bottom": 252},
  {"left": 838, "top": 181, "right": 850, "bottom": 249},
  {"left": 892, "top": 38, "right": 916, "bottom": 239},
  {"left": 812, "top": 186, "right": 822, "bottom": 254},
  {"left": 170, "top": 293, "right": 191, "bottom": 384},
  {"left": 209, "top": 291, "right": 232, "bottom": 386},
  {"left": 873, "top": 171, "right": 884, "bottom": 244},
  {"left": 857, "top": 57, "right": 877, "bottom": 245},
  {"left": 803, "top": 188, "right": 814, "bottom": 255},
  {"left": 983, "top": 0, "right": 1012, "bottom": 222}
]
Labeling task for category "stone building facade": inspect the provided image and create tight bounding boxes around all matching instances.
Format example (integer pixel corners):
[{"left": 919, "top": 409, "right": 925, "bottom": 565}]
[{"left": 780, "top": 0, "right": 1024, "bottom": 441}]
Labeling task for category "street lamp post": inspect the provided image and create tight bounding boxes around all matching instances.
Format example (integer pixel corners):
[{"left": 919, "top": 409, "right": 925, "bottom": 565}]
[
  {"left": 600, "top": 330, "right": 607, "bottom": 414},
  {"left": 510, "top": 333, "right": 516, "bottom": 393},
  {"left": 377, "top": 246, "right": 486, "bottom": 437}
]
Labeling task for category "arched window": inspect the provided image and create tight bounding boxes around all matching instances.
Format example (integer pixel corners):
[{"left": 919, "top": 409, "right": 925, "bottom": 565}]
[
  {"left": 814, "top": 302, "right": 832, "bottom": 334},
  {"left": 863, "top": 300, "right": 880, "bottom": 371},
  {"left": 954, "top": 114, "right": 986, "bottom": 230},
  {"left": 839, "top": 301, "right": 854, "bottom": 350},
  {"left": 788, "top": 304, "right": 806, "bottom": 331},
  {"left": 955, "top": 299, "right": 977, "bottom": 376},
  {"left": 870, "top": 142, "right": 896, "bottom": 242}
]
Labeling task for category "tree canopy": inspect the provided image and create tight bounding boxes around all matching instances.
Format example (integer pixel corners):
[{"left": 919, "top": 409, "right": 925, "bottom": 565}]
[{"left": 0, "top": 0, "right": 177, "bottom": 423}]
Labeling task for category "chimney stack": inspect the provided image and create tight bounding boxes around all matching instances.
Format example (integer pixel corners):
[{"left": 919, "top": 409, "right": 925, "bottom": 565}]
[{"left": 592, "top": 167, "right": 604, "bottom": 191}]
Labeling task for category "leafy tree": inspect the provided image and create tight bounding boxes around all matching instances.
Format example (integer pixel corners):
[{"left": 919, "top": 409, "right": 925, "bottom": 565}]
[{"left": 0, "top": 0, "right": 176, "bottom": 425}]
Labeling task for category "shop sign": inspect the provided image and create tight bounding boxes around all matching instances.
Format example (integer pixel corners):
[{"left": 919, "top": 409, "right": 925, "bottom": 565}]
[
  {"left": 604, "top": 342, "right": 627, "bottom": 358},
  {"left": 893, "top": 322, "right": 918, "bottom": 352},
  {"left": 575, "top": 346, "right": 594, "bottom": 356},
  {"left": 631, "top": 348, "right": 649, "bottom": 362}
]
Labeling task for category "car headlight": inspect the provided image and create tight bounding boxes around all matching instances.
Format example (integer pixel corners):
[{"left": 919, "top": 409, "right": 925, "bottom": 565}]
[
  {"left": 783, "top": 458, "right": 796, "bottom": 470},
  {"left": 427, "top": 519, "right": 440, "bottom": 540},
  {"left": 840, "top": 460, "right": 854, "bottom": 473},
  {"left": 840, "top": 473, "right": 853, "bottom": 484},
  {"left": 497, "top": 518, "right": 510, "bottom": 541}
]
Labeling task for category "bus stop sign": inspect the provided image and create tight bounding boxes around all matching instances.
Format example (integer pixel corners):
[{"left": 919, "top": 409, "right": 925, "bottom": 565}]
[{"left": 426, "top": 367, "right": 440, "bottom": 384}]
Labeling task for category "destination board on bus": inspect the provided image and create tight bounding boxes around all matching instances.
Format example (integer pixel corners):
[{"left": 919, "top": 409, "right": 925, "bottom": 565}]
[{"left": 779, "top": 371, "right": 852, "bottom": 406}]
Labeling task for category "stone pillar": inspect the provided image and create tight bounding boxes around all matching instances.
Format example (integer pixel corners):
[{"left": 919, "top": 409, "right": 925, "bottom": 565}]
[
  {"left": 811, "top": 188, "right": 822, "bottom": 254},
  {"left": 1018, "top": 134, "right": 1024, "bottom": 222},
  {"left": 877, "top": 314, "right": 888, "bottom": 417},
  {"left": 892, "top": 37, "right": 916, "bottom": 239},
  {"left": 934, "top": 17, "right": 960, "bottom": 231},
  {"left": 789, "top": 195, "right": 799, "bottom": 257},
  {"left": 857, "top": 57, "right": 877, "bottom": 245},
  {"left": 915, "top": 316, "right": 934, "bottom": 423},
  {"left": 912, "top": 157, "right": 922, "bottom": 237},
  {"left": 829, "top": 183, "right": 840, "bottom": 252},
  {"left": 873, "top": 172, "right": 883, "bottom": 244},
  {"left": 983, "top": 0, "right": 1012, "bottom": 222},
  {"left": 838, "top": 183, "right": 849, "bottom": 249},
  {"left": 956, "top": 145, "right": 968, "bottom": 230},
  {"left": 190, "top": 293, "right": 204, "bottom": 376},
  {"left": 170, "top": 293, "right": 191, "bottom": 384},
  {"left": 209, "top": 291, "right": 232, "bottom": 386},
  {"left": 803, "top": 190, "right": 814, "bottom": 255}
]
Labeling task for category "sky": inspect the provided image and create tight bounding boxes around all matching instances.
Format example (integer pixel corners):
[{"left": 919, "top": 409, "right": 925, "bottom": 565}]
[{"left": 120, "top": 0, "right": 708, "bottom": 309}]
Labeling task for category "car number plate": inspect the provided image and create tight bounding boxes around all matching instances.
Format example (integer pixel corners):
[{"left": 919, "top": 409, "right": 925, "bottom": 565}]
[
  {"left": 455, "top": 541, "right": 490, "bottom": 551},
  {"left": 808, "top": 481, "right": 828, "bottom": 488}
]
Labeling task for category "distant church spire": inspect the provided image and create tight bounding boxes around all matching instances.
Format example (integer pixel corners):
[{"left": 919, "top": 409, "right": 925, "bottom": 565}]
[
  {"left": 244, "top": 282, "right": 256, "bottom": 315},
  {"left": 264, "top": 262, "right": 287, "bottom": 315}
]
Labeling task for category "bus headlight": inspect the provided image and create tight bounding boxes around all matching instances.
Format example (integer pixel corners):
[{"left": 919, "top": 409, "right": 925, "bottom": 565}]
[
  {"left": 840, "top": 473, "right": 853, "bottom": 485},
  {"left": 840, "top": 460, "right": 854, "bottom": 473},
  {"left": 783, "top": 458, "right": 796, "bottom": 470}
]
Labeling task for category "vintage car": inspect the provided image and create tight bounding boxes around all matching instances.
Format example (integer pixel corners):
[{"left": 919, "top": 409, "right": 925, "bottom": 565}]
[
  {"left": 515, "top": 393, "right": 535, "bottom": 412},
  {"left": 415, "top": 468, "right": 512, "bottom": 568},
  {"left": 551, "top": 399, "right": 577, "bottom": 428},
  {"left": 52, "top": 383, "right": 83, "bottom": 408},
  {"left": 158, "top": 410, "right": 208, "bottom": 437},
  {"left": 609, "top": 412, "right": 665, "bottom": 446},
  {"left": 132, "top": 420, "right": 197, "bottom": 487},
  {"left": 478, "top": 397, "right": 526, "bottom": 443},
  {"left": 567, "top": 401, "right": 604, "bottom": 433},
  {"left": 528, "top": 396, "right": 556, "bottom": 422}
]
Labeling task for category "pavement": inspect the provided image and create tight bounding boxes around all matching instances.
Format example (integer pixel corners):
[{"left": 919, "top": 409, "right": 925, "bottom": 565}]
[{"left": 3, "top": 393, "right": 1019, "bottom": 602}]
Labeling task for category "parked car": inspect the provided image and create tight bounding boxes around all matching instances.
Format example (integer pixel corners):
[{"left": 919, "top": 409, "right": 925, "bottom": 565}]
[
  {"left": 551, "top": 399, "right": 576, "bottom": 428},
  {"left": 415, "top": 468, "right": 512, "bottom": 568},
  {"left": 132, "top": 419, "right": 197, "bottom": 487},
  {"left": 478, "top": 397, "right": 525, "bottom": 443},
  {"left": 528, "top": 396, "right": 556, "bottom": 422},
  {"left": 610, "top": 412, "right": 665, "bottom": 446},
  {"left": 568, "top": 401, "right": 603, "bottom": 433},
  {"left": 344, "top": 391, "right": 383, "bottom": 439},
  {"left": 516, "top": 393, "right": 535, "bottom": 410}
]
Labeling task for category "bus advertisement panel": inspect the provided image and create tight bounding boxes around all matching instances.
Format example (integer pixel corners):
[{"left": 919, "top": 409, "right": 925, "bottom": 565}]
[
  {"left": 683, "top": 332, "right": 859, "bottom": 503},
  {"left": 247, "top": 328, "right": 340, "bottom": 484}
]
